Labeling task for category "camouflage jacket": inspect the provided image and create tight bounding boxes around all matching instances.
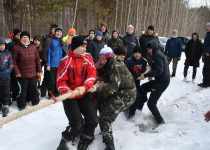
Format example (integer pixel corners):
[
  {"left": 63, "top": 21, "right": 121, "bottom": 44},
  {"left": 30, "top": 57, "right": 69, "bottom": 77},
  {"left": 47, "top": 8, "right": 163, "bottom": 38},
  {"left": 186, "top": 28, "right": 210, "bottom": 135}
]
[
  {"left": 102, "top": 32, "right": 111, "bottom": 45},
  {"left": 97, "top": 55, "right": 136, "bottom": 97},
  {"left": 108, "top": 37, "right": 124, "bottom": 51}
]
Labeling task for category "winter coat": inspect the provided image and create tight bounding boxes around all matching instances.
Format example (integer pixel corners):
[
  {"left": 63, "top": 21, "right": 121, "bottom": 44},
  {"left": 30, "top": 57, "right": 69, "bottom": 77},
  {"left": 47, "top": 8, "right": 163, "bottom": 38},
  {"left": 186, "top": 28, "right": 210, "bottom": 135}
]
[
  {"left": 63, "top": 34, "right": 73, "bottom": 50},
  {"left": 125, "top": 56, "right": 147, "bottom": 80},
  {"left": 203, "top": 31, "right": 210, "bottom": 55},
  {"left": 123, "top": 33, "right": 139, "bottom": 60},
  {"left": 184, "top": 32, "right": 203, "bottom": 67},
  {"left": 88, "top": 37, "right": 105, "bottom": 63},
  {"left": 144, "top": 40, "right": 170, "bottom": 82},
  {"left": 12, "top": 41, "right": 42, "bottom": 78},
  {"left": 8, "top": 37, "right": 19, "bottom": 52},
  {"left": 46, "top": 36, "right": 65, "bottom": 68},
  {"left": 85, "top": 36, "right": 94, "bottom": 52},
  {"left": 101, "top": 23, "right": 111, "bottom": 45},
  {"left": 164, "top": 37, "right": 182, "bottom": 58},
  {"left": 0, "top": 49, "right": 13, "bottom": 79},
  {"left": 108, "top": 30, "right": 124, "bottom": 50},
  {"left": 97, "top": 55, "right": 136, "bottom": 99},
  {"left": 56, "top": 50, "right": 96, "bottom": 99},
  {"left": 42, "top": 36, "right": 69, "bottom": 64},
  {"left": 139, "top": 30, "right": 158, "bottom": 59},
  {"left": 36, "top": 44, "right": 43, "bottom": 60}
]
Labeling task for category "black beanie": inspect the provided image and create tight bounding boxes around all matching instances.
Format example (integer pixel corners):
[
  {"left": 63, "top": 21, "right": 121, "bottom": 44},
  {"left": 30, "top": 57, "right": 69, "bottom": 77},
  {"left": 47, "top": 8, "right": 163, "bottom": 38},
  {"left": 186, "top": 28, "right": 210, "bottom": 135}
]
[
  {"left": 13, "top": 29, "right": 21, "bottom": 37},
  {"left": 89, "top": 30, "right": 95, "bottom": 34},
  {"left": 114, "top": 46, "right": 126, "bottom": 56},
  {"left": 147, "top": 25, "right": 154, "bottom": 31},
  {"left": 147, "top": 43, "right": 152, "bottom": 49},
  {"left": 20, "top": 31, "right": 30, "bottom": 39},
  {"left": 72, "top": 36, "right": 87, "bottom": 51},
  {"left": 133, "top": 46, "right": 143, "bottom": 54},
  {"left": 33, "top": 35, "right": 42, "bottom": 42}
]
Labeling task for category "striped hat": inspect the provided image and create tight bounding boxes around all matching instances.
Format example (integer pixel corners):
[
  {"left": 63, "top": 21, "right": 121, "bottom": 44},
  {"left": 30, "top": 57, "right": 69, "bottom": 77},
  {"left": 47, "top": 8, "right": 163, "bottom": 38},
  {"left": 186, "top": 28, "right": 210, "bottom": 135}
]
[
  {"left": 127, "top": 25, "right": 134, "bottom": 31},
  {"left": 99, "top": 45, "right": 114, "bottom": 59}
]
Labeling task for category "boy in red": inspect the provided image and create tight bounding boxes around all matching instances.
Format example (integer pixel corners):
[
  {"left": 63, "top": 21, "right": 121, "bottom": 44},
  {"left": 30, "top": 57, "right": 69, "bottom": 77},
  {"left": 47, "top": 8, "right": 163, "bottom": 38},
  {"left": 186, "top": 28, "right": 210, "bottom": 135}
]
[{"left": 56, "top": 36, "right": 98, "bottom": 150}]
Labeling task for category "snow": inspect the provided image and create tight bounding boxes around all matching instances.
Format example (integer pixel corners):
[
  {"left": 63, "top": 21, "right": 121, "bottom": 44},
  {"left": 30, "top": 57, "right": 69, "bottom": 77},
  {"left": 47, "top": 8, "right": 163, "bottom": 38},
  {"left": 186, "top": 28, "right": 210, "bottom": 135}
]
[{"left": 0, "top": 53, "right": 210, "bottom": 150}]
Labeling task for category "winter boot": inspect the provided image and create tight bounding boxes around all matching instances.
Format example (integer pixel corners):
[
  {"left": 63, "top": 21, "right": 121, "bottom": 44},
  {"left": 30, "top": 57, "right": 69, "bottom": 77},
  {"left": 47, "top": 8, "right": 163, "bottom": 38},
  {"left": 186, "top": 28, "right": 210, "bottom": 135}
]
[
  {"left": 57, "top": 136, "right": 76, "bottom": 150},
  {"left": 104, "top": 140, "right": 115, "bottom": 150},
  {"left": 171, "top": 73, "right": 175, "bottom": 77},
  {"left": 182, "top": 77, "right": 187, "bottom": 82},
  {"left": 192, "top": 79, "right": 195, "bottom": 84},
  {"left": 156, "top": 117, "right": 165, "bottom": 125},
  {"left": 40, "top": 85, "right": 47, "bottom": 97},
  {"left": 2, "top": 106, "right": 9, "bottom": 117},
  {"left": 77, "top": 134, "right": 94, "bottom": 150}
]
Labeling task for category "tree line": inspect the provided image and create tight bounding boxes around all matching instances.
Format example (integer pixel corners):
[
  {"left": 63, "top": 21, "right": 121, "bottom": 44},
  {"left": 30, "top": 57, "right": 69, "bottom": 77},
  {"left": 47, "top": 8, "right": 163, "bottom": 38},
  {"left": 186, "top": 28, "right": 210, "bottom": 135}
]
[{"left": 0, "top": 0, "right": 210, "bottom": 39}]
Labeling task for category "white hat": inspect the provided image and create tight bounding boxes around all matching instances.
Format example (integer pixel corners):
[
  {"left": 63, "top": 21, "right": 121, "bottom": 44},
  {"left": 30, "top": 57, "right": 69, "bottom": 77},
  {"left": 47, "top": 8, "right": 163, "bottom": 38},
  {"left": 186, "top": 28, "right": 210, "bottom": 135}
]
[
  {"left": 99, "top": 45, "right": 114, "bottom": 58},
  {"left": 206, "top": 22, "right": 210, "bottom": 26}
]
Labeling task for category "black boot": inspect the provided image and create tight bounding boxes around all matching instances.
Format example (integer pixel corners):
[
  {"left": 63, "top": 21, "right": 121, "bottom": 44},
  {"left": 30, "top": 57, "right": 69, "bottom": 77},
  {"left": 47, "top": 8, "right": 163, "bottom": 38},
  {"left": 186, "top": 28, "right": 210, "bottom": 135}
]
[
  {"left": 77, "top": 134, "right": 93, "bottom": 150},
  {"left": 57, "top": 137, "right": 75, "bottom": 150},
  {"left": 104, "top": 140, "right": 115, "bottom": 150},
  {"left": 156, "top": 117, "right": 165, "bottom": 125},
  {"left": 2, "top": 106, "right": 9, "bottom": 117}
]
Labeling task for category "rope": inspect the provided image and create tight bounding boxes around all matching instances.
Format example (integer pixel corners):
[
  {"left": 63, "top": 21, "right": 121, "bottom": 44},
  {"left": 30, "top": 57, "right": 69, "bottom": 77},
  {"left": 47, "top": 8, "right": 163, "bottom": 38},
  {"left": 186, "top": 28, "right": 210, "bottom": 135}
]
[{"left": 0, "top": 90, "right": 78, "bottom": 126}]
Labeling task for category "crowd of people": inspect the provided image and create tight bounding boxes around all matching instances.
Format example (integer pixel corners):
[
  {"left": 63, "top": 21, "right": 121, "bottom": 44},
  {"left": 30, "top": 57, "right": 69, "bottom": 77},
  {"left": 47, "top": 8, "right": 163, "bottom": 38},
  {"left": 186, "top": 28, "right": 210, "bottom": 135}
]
[{"left": 0, "top": 22, "right": 210, "bottom": 150}]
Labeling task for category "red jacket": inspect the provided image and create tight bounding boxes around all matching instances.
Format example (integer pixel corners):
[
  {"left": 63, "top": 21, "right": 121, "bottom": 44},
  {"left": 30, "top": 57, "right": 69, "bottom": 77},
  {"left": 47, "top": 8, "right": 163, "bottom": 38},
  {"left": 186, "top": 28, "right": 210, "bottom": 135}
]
[
  {"left": 56, "top": 50, "right": 96, "bottom": 99},
  {"left": 12, "top": 41, "right": 42, "bottom": 78}
]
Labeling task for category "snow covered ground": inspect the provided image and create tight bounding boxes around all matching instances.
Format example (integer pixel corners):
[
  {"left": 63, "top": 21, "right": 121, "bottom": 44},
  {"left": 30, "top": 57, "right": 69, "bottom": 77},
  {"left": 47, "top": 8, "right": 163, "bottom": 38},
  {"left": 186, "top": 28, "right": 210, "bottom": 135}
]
[{"left": 0, "top": 53, "right": 210, "bottom": 150}]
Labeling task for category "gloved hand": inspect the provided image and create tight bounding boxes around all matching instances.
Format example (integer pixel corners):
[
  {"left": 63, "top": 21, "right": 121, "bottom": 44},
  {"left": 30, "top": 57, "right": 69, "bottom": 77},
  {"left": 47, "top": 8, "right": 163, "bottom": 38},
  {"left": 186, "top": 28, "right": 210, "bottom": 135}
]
[{"left": 0, "top": 72, "right": 4, "bottom": 78}]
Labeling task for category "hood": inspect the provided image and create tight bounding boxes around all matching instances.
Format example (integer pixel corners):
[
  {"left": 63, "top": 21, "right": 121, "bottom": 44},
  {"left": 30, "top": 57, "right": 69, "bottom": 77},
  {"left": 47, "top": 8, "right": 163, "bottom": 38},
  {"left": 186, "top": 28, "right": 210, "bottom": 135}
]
[
  {"left": 111, "top": 29, "right": 119, "bottom": 39},
  {"left": 145, "top": 30, "right": 156, "bottom": 37},
  {"left": 147, "top": 39, "right": 160, "bottom": 54},
  {"left": 0, "top": 37, "right": 8, "bottom": 48},
  {"left": 191, "top": 32, "right": 199, "bottom": 42},
  {"left": 101, "top": 23, "right": 109, "bottom": 34},
  {"left": 49, "top": 23, "right": 58, "bottom": 34}
]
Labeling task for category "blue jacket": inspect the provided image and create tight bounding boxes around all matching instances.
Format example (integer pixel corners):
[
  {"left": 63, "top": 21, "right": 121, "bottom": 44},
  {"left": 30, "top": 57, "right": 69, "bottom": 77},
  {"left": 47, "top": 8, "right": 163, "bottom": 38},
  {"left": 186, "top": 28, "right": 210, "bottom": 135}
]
[
  {"left": 164, "top": 37, "right": 182, "bottom": 57},
  {"left": 123, "top": 33, "right": 139, "bottom": 60},
  {"left": 0, "top": 49, "right": 14, "bottom": 79},
  {"left": 46, "top": 36, "right": 64, "bottom": 67},
  {"left": 125, "top": 55, "right": 147, "bottom": 81},
  {"left": 203, "top": 31, "right": 210, "bottom": 55}
]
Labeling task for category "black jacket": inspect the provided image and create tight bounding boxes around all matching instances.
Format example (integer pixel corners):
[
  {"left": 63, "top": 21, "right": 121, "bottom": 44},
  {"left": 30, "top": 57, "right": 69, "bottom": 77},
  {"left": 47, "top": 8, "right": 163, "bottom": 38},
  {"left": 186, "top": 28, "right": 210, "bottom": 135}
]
[
  {"left": 139, "top": 31, "right": 158, "bottom": 59},
  {"left": 144, "top": 40, "right": 170, "bottom": 82},
  {"left": 184, "top": 32, "right": 203, "bottom": 67},
  {"left": 42, "top": 36, "right": 69, "bottom": 63},
  {"left": 88, "top": 37, "right": 105, "bottom": 63},
  {"left": 8, "top": 37, "right": 19, "bottom": 52}
]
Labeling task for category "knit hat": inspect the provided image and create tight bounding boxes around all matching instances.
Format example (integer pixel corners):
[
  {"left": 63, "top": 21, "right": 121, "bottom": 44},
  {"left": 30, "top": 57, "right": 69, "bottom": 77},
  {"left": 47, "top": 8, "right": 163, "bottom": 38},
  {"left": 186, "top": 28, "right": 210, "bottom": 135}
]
[
  {"left": 20, "top": 31, "right": 30, "bottom": 39},
  {"left": 206, "top": 22, "right": 210, "bottom": 26},
  {"left": 99, "top": 45, "right": 114, "bottom": 58},
  {"left": 72, "top": 36, "right": 87, "bottom": 51},
  {"left": 33, "top": 35, "right": 42, "bottom": 42},
  {"left": 127, "top": 25, "right": 134, "bottom": 31},
  {"left": 147, "top": 43, "right": 152, "bottom": 49},
  {"left": 55, "top": 27, "right": 63, "bottom": 33},
  {"left": 147, "top": 25, "right": 154, "bottom": 31},
  {"left": 114, "top": 46, "right": 126, "bottom": 56},
  {"left": 68, "top": 28, "right": 76, "bottom": 35},
  {"left": 96, "top": 31, "right": 103, "bottom": 37},
  {"left": 13, "top": 29, "right": 21, "bottom": 37},
  {"left": 0, "top": 37, "right": 7, "bottom": 44},
  {"left": 50, "top": 24, "right": 58, "bottom": 29},
  {"left": 89, "top": 30, "right": 95, "bottom": 34},
  {"left": 172, "top": 30, "right": 178, "bottom": 34},
  {"left": 133, "top": 46, "right": 143, "bottom": 54}
]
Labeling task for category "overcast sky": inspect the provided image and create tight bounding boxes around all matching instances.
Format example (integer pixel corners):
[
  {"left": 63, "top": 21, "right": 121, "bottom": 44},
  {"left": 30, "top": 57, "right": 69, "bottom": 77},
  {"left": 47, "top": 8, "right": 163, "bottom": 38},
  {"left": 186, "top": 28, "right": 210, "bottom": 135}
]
[{"left": 189, "top": 0, "right": 210, "bottom": 8}]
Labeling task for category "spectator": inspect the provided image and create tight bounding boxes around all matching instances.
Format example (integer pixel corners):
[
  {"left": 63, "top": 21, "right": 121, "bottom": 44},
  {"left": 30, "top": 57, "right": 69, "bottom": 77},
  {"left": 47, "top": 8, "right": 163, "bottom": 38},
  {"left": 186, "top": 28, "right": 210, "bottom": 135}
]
[
  {"left": 164, "top": 30, "right": 182, "bottom": 77},
  {"left": 123, "top": 25, "right": 139, "bottom": 61},
  {"left": 108, "top": 29, "right": 124, "bottom": 50},
  {"left": 183, "top": 32, "right": 202, "bottom": 83},
  {"left": 100, "top": 23, "right": 110, "bottom": 44},
  {"left": 12, "top": 31, "right": 42, "bottom": 110},
  {"left": 42, "top": 23, "right": 58, "bottom": 48},
  {"left": 86, "top": 30, "right": 95, "bottom": 51},
  {"left": 0, "top": 37, "right": 13, "bottom": 117},
  {"left": 88, "top": 31, "right": 105, "bottom": 63},
  {"left": 63, "top": 28, "right": 76, "bottom": 50}
]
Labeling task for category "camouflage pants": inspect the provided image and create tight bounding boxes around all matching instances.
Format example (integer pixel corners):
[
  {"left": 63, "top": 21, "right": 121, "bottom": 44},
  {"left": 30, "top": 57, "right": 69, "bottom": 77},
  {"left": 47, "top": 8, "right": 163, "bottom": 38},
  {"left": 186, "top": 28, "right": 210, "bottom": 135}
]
[
  {"left": 98, "top": 91, "right": 136, "bottom": 143},
  {"left": 167, "top": 57, "right": 179, "bottom": 75}
]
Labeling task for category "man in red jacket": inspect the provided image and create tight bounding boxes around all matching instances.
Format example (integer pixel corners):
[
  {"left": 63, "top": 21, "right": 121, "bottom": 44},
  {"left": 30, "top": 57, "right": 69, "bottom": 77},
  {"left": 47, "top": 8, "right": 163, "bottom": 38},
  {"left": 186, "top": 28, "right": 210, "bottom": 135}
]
[{"left": 56, "top": 36, "right": 98, "bottom": 150}]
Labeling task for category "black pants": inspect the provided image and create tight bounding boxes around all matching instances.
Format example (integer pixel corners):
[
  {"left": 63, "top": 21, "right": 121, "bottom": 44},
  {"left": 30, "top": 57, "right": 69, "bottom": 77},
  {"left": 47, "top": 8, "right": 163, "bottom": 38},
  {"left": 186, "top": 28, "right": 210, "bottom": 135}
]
[
  {"left": 203, "top": 55, "right": 210, "bottom": 85},
  {"left": 184, "top": 65, "right": 197, "bottom": 79},
  {"left": 141, "top": 80, "right": 170, "bottom": 122},
  {"left": 10, "top": 71, "right": 19, "bottom": 100},
  {"left": 128, "top": 82, "right": 147, "bottom": 116},
  {"left": 16, "top": 77, "right": 40, "bottom": 109},
  {"left": 46, "top": 67, "right": 59, "bottom": 97},
  {"left": 0, "top": 77, "right": 10, "bottom": 106},
  {"left": 62, "top": 96, "right": 98, "bottom": 140}
]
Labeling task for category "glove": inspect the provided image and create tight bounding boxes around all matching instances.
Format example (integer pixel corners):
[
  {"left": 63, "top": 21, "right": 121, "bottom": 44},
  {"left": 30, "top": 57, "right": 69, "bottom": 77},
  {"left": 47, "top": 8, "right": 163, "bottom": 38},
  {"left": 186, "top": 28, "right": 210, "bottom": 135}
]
[{"left": 0, "top": 73, "right": 4, "bottom": 78}]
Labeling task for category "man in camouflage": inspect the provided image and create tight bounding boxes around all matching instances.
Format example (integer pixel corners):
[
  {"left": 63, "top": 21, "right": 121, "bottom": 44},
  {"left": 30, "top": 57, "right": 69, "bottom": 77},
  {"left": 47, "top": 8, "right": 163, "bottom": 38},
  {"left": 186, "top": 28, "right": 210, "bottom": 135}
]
[
  {"left": 108, "top": 29, "right": 124, "bottom": 50},
  {"left": 89, "top": 46, "right": 136, "bottom": 150},
  {"left": 100, "top": 23, "right": 111, "bottom": 45}
]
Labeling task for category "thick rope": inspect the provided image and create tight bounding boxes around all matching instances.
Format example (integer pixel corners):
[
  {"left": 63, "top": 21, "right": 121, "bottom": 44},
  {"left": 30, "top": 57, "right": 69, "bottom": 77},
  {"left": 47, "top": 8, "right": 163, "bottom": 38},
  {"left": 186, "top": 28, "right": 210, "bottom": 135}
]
[{"left": 0, "top": 90, "right": 78, "bottom": 126}]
